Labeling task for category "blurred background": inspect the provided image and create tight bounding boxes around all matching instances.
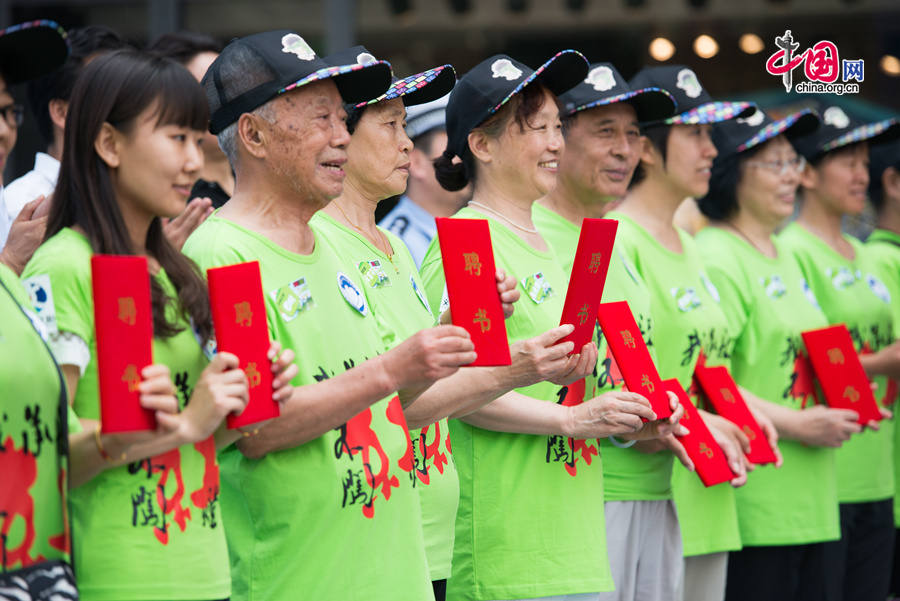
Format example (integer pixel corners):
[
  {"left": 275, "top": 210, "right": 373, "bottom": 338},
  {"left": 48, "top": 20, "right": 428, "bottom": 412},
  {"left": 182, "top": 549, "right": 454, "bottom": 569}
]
[{"left": 4, "top": 0, "right": 899, "bottom": 187}]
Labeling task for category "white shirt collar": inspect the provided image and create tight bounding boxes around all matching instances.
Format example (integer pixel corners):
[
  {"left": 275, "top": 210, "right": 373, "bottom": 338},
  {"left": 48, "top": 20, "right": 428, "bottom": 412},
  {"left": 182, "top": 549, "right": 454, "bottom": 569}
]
[{"left": 33, "top": 152, "right": 60, "bottom": 186}]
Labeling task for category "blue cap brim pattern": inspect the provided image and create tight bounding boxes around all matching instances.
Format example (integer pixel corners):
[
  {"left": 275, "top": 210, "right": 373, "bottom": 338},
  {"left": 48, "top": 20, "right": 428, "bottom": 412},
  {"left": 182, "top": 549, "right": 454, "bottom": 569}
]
[
  {"left": 0, "top": 18, "right": 66, "bottom": 41},
  {"left": 491, "top": 49, "right": 586, "bottom": 114},
  {"left": 569, "top": 86, "right": 675, "bottom": 118},
  {"left": 664, "top": 101, "right": 753, "bottom": 125},
  {"left": 355, "top": 64, "right": 453, "bottom": 108},
  {"left": 737, "top": 109, "right": 817, "bottom": 152},
  {"left": 822, "top": 118, "right": 899, "bottom": 153},
  {"left": 279, "top": 59, "right": 391, "bottom": 95}
]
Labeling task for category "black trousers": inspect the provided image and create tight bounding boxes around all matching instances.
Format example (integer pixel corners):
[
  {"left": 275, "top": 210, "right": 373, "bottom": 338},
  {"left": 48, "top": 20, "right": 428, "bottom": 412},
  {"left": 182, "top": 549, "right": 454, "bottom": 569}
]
[
  {"left": 432, "top": 579, "right": 446, "bottom": 601},
  {"left": 725, "top": 541, "right": 828, "bottom": 601},
  {"left": 822, "top": 499, "right": 894, "bottom": 601},
  {"left": 892, "top": 528, "right": 900, "bottom": 596}
]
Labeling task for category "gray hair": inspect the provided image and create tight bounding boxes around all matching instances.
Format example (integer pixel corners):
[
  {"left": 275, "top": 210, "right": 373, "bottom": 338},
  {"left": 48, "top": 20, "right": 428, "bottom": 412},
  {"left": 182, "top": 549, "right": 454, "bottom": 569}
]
[{"left": 217, "top": 102, "right": 276, "bottom": 167}]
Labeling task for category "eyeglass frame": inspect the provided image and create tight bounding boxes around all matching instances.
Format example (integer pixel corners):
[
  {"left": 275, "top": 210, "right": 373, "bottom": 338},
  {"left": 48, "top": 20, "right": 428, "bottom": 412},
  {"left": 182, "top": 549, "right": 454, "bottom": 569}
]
[
  {"left": 744, "top": 155, "right": 807, "bottom": 176},
  {"left": 0, "top": 103, "right": 24, "bottom": 128}
]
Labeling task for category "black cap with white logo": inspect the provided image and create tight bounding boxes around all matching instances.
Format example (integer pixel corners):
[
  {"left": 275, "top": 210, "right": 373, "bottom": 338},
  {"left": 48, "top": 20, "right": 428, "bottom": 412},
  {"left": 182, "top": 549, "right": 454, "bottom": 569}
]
[
  {"left": 790, "top": 101, "right": 900, "bottom": 161},
  {"left": 444, "top": 50, "right": 589, "bottom": 159},
  {"left": 712, "top": 107, "right": 820, "bottom": 162},
  {"left": 559, "top": 62, "right": 676, "bottom": 124},
  {"left": 204, "top": 30, "right": 392, "bottom": 134}
]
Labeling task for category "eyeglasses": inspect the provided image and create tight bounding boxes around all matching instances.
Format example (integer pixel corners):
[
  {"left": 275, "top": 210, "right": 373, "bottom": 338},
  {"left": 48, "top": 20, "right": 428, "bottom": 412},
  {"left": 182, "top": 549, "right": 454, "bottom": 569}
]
[
  {"left": 745, "top": 155, "right": 806, "bottom": 176},
  {"left": 0, "top": 104, "right": 24, "bottom": 128}
]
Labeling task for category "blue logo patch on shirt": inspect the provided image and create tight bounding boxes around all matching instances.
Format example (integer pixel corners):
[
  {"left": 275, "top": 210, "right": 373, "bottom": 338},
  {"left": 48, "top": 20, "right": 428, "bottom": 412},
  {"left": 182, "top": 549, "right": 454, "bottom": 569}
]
[{"left": 338, "top": 272, "right": 368, "bottom": 316}]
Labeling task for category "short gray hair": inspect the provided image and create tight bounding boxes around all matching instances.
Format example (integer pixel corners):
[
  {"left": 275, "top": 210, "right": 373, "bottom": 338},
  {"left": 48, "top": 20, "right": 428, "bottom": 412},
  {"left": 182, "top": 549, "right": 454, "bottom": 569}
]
[{"left": 217, "top": 101, "right": 276, "bottom": 168}]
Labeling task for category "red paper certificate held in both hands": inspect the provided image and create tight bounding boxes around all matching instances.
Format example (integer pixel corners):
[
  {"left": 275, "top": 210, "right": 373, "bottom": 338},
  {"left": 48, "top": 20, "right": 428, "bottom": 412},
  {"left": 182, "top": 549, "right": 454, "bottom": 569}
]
[
  {"left": 207, "top": 261, "right": 280, "bottom": 429},
  {"left": 596, "top": 301, "right": 672, "bottom": 420},
  {"left": 663, "top": 378, "right": 737, "bottom": 487},
  {"left": 693, "top": 363, "right": 778, "bottom": 465},
  {"left": 801, "top": 324, "right": 882, "bottom": 425},
  {"left": 91, "top": 255, "right": 155, "bottom": 433},
  {"left": 558, "top": 218, "right": 618, "bottom": 353},
  {"left": 435, "top": 217, "right": 511, "bottom": 366}
]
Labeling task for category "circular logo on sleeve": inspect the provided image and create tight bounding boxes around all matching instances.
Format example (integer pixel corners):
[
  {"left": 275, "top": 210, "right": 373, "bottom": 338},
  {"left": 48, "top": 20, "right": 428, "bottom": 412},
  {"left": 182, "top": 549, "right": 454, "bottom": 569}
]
[{"left": 337, "top": 272, "right": 368, "bottom": 316}]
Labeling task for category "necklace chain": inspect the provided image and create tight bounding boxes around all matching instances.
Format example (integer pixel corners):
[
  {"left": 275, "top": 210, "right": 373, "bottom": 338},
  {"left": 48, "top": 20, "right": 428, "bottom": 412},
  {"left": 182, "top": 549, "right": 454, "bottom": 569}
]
[
  {"left": 726, "top": 222, "right": 774, "bottom": 257},
  {"left": 332, "top": 201, "right": 398, "bottom": 269},
  {"left": 468, "top": 201, "right": 539, "bottom": 234}
]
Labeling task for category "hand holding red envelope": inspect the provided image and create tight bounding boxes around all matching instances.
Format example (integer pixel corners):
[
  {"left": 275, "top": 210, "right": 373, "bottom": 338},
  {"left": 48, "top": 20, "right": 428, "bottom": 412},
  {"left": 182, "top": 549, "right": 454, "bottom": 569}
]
[
  {"left": 558, "top": 218, "right": 617, "bottom": 353},
  {"left": 693, "top": 363, "right": 778, "bottom": 465},
  {"left": 435, "top": 217, "right": 511, "bottom": 366},
  {"left": 664, "top": 378, "right": 737, "bottom": 487},
  {"left": 91, "top": 255, "right": 156, "bottom": 433},
  {"left": 208, "top": 261, "right": 280, "bottom": 429},
  {"left": 597, "top": 301, "right": 672, "bottom": 420},
  {"left": 801, "top": 324, "right": 882, "bottom": 425}
]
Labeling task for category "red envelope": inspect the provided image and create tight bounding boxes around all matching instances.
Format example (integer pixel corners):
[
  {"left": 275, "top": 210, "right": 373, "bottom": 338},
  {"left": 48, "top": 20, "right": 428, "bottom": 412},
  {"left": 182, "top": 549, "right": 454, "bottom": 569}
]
[
  {"left": 801, "top": 324, "right": 882, "bottom": 424},
  {"left": 558, "top": 219, "right": 618, "bottom": 353},
  {"left": 597, "top": 301, "right": 672, "bottom": 420},
  {"left": 208, "top": 261, "right": 280, "bottom": 429},
  {"left": 435, "top": 217, "right": 511, "bottom": 366},
  {"left": 91, "top": 255, "right": 155, "bottom": 433},
  {"left": 694, "top": 363, "right": 778, "bottom": 465},
  {"left": 664, "top": 378, "right": 736, "bottom": 487}
]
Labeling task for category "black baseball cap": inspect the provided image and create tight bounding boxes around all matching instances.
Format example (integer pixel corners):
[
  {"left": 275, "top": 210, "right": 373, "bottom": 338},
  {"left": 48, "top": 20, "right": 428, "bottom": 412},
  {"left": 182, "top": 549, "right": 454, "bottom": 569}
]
[
  {"left": 629, "top": 65, "right": 754, "bottom": 126},
  {"left": 204, "top": 30, "right": 392, "bottom": 134},
  {"left": 712, "top": 107, "right": 820, "bottom": 161},
  {"left": 559, "top": 62, "right": 676, "bottom": 123},
  {"left": 444, "top": 50, "right": 589, "bottom": 159},
  {"left": 325, "top": 46, "right": 456, "bottom": 109},
  {"left": 0, "top": 20, "right": 68, "bottom": 85},
  {"left": 791, "top": 101, "right": 900, "bottom": 162}
]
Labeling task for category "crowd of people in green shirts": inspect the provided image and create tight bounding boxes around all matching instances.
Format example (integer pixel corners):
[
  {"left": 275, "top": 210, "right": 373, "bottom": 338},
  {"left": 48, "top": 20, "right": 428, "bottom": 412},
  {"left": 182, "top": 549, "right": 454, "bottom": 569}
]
[{"left": 3, "top": 17, "right": 900, "bottom": 601}]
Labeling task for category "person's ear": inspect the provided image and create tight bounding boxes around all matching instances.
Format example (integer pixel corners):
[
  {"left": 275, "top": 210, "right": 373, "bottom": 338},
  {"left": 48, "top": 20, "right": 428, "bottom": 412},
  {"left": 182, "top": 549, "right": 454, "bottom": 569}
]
[
  {"left": 48, "top": 98, "right": 68, "bottom": 130},
  {"left": 799, "top": 161, "right": 818, "bottom": 191},
  {"left": 239, "top": 112, "right": 269, "bottom": 160},
  {"left": 468, "top": 130, "right": 493, "bottom": 165},
  {"left": 94, "top": 122, "right": 122, "bottom": 168},
  {"left": 408, "top": 147, "right": 430, "bottom": 180},
  {"left": 638, "top": 136, "right": 660, "bottom": 168},
  {"left": 882, "top": 166, "right": 900, "bottom": 205}
]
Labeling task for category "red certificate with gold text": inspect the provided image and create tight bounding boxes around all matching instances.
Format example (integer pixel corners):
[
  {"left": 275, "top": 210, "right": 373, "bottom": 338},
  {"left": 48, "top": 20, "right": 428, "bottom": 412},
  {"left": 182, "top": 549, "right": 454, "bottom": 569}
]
[
  {"left": 91, "top": 255, "right": 155, "bottom": 433},
  {"left": 664, "top": 378, "right": 736, "bottom": 487},
  {"left": 208, "top": 261, "right": 280, "bottom": 429},
  {"left": 597, "top": 300, "right": 672, "bottom": 419},
  {"left": 801, "top": 324, "right": 882, "bottom": 424},
  {"left": 694, "top": 363, "right": 778, "bottom": 465},
  {"left": 558, "top": 218, "right": 617, "bottom": 353},
  {"left": 435, "top": 217, "right": 511, "bottom": 366}
]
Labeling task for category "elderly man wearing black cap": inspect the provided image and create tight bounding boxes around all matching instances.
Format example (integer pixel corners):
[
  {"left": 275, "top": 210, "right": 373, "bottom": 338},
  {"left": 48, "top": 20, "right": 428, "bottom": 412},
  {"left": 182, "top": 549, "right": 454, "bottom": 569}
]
[
  {"left": 183, "top": 31, "right": 477, "bottom": 601},
  {"left": 0, "top": 20, "right": 68, "bottom": 276},
  {"left": 781, "top": 103, "right": 900, "bottom": 601},
  {"left": 378, "top": 94, "right": 471, "bottom": 267}
]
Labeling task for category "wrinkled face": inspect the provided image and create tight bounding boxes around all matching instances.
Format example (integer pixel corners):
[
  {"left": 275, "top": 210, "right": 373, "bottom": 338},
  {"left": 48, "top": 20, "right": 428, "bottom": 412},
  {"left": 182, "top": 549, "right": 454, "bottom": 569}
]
[
  {"left": 489, "top": 86, "right": 564, "bottom": 200},
  {"left": 805, "top": 142, "right": 870, "bottom": 216},
  {"left": 737, "top": 135, "right": 803, "bottom": 226},
  {"left": 184, "top": 51, "right": 222, "bottom": 158},
  {"left": 659, "top": 123, "right": 718, "bottom": 198},
  {"left": 560, "top": 102, "right": 641, "bottom": 200},
  {"left": 345, "top": 98, "right": 412, "bottom": 201},
  {"left": 264, "top": 80, "right": 351, "bottom": 208},
  {"left": 0, "top": 74, "right": 18, "bottom": 179},
  {"left": 109, "top": 104, "right": 205, "bottom": 219}
]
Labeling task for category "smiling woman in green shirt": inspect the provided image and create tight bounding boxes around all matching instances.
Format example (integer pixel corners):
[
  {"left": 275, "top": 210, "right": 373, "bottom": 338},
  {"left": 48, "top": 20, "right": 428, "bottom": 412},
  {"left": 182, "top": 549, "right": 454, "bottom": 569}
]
[
  {"left": 780, "top": 104, "right": 900, "bottom": 601},
  {"left": 695, "top": 107, "right": 852, "bottom": 601}
]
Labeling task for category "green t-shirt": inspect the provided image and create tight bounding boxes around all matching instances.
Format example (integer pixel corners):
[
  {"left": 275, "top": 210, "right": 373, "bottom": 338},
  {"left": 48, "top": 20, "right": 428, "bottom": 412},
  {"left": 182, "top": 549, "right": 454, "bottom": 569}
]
[
  {"left": 0, "top": 263, "right": 70, "bottom": 573},
  {"left": 183, "top": 215, "right": 432, "bottom": 601},
  {"left": 533, "top": 203, "right": 673, "bottom": 503},
  {"left": 867, "top": 228, "right": 900, "bottom": 525},
  {"left": 22, "top": 228, "right": 229, "bottom": 601},
  {"left": 420, "top": 206, "right": 612, "bottom": 599},
  {"left": 780, "top": 223, "right": 895, "bottom": 504},
  {"left": 696, "top": 227, "right": 840, "bottom": 546},
  {"left": 311, "top": 211, "right": 458, "bottom": 581},
  {"left": 607, "top": 211, "right": 741, "bottom": 557}
]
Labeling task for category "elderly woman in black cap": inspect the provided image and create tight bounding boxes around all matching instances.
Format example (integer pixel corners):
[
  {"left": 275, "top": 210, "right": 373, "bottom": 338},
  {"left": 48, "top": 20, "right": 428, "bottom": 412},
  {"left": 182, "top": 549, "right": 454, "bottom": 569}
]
[
  {"left": 780, "top": 104, "right": 900, "bottom": 601},
  {"left": 419, "top": 51, "right": 667, "bottom": 601},
  {"left": 695, "top": 107, "right": 855, "bottom": 601},
  {"left": 314, "top": 47, "right": 592, "bottom": 601},
  {"left": 609, "top": 65, "right": 783, "bottom": 601}
]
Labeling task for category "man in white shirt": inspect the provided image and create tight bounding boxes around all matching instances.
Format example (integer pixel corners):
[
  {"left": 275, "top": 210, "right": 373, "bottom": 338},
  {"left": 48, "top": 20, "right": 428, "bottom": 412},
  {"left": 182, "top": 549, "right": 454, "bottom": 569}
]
[
  {"left": 378, "top": 95, "right": 470, "bottom": 267},
  {"left": 3, "top": 26, "right": 124, "bottom": 224}
]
